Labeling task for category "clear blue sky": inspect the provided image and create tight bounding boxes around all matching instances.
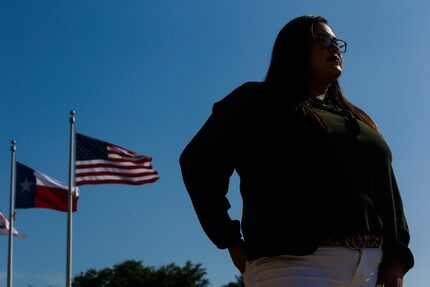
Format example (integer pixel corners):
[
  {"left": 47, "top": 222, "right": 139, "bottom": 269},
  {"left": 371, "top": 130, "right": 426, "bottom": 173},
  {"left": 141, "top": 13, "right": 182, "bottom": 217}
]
[{"left": 0, "top": 1, "right": 428, "bottom": 286}]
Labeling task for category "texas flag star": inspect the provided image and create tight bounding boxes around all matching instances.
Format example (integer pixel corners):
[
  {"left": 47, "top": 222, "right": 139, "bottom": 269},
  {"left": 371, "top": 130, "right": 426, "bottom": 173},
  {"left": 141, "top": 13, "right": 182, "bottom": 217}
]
[{"left": 19, "top": 178, "right": 33, "bottom": 193}]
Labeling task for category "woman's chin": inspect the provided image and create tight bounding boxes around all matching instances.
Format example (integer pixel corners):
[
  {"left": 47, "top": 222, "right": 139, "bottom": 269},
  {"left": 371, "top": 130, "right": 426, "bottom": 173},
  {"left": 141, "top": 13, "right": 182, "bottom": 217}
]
[{"left": 328, "top": 65, "right": 342, "bottom": 79}]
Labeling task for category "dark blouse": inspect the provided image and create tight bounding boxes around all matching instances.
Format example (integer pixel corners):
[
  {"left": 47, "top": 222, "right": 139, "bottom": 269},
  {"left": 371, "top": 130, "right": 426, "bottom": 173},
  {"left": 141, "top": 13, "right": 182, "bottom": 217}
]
[{"left": 179, "top": 82, "right": 414, "bottom": 273}]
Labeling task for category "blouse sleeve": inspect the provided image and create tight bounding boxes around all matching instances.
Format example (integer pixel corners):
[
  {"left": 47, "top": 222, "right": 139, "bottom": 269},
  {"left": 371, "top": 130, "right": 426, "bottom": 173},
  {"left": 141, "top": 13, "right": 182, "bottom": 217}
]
[
  {"left": 179, "top": 89, "right": 244, "bottom": 249},
  {"left": 382, "top": 165, "right": 414, "bottom": 273}
]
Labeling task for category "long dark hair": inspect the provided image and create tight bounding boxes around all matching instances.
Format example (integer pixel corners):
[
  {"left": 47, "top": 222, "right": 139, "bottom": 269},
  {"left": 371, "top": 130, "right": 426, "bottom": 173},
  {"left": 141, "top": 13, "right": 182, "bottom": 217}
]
[{"left": 265, "top": 15, "right": 378, "bottom": 131}]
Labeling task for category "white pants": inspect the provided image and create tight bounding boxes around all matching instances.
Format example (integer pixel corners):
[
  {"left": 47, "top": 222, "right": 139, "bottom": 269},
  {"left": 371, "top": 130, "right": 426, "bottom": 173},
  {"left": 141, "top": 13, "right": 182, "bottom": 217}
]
[{"left": 243, "top": 246, "right": 383, "bottom": 287}]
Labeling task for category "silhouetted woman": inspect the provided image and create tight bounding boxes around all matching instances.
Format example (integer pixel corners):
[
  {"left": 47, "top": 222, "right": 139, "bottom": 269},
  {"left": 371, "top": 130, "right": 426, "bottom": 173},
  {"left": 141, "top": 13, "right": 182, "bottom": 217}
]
[{"left": 180, "top": 15, "right": 413, "bottom": 287}]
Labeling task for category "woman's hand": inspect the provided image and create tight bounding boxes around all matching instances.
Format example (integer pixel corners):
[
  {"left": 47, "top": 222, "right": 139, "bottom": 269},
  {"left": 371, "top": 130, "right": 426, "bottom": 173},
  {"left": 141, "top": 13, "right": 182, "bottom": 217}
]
[
  {"left": 376, "top": 258, "right": 405, "bottom": 287},
  {"left": 228, "top": 240, "right": 247, "bottom": 274}
]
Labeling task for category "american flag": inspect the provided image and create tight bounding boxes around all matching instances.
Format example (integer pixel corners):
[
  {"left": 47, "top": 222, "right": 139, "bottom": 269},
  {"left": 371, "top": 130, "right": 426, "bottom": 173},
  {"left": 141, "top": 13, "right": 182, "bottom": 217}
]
[{"left": 75, "top": 133, "right": 160, "bottom": 186}]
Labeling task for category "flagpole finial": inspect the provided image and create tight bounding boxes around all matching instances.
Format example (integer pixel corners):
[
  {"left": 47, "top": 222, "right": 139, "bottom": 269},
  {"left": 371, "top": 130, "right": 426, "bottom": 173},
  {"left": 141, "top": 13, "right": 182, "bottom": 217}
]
[
  {"left": 11, "top": 140, "right": 16, "bottom": 152},
  {"left": 69, "top": 110, "right": 76, "bottom": 124}
]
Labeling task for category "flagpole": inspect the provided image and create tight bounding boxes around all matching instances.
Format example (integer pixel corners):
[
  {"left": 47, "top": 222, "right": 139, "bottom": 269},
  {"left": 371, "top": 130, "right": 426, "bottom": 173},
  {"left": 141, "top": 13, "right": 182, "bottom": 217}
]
[
  {"left": 8, "top": 140, "right": 16, "bottom": 287},
  {"left": 66, "top": 111, "right": 75, "bottom": 287}
]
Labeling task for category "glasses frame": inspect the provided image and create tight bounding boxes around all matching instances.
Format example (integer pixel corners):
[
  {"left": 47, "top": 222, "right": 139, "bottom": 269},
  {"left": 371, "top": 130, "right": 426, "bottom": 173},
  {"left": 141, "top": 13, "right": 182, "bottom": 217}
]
[{"left": 313, "top": 33, "right": 347, "bottom": 54}]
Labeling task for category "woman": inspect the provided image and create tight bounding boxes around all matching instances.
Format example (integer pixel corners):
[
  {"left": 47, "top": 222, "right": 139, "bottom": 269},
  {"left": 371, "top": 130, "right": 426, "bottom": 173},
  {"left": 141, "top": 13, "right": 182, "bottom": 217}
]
[{"left": 180, "top": 15, "right": 413, "bottom": 287}]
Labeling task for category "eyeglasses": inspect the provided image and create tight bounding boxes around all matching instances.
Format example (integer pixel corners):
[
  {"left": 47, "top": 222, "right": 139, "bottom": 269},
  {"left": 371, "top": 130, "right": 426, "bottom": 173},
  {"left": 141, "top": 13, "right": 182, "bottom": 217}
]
[{"left": 313, "top": 33, "right": 347, "bottom": 54}]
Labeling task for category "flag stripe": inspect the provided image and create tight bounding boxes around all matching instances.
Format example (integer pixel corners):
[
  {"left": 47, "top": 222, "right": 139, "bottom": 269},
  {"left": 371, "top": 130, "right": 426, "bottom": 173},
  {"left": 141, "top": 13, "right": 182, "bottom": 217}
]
[
  {"left": 107, "top": 148, "right": 140, "bottom": 157},
  {"left": 76, "top": 174, "right": 159, "bottom": 182},
  {"left": 76, "top": 178, "right": 159, "bottom": 186},
  {"left": 35, "top": 171, "right": 68, "bottom": 190},
  {"left": 104, "top": 157, "right": 150, "bottom": 164},
  {"left": 75, "top": 167, "right": 156, "bottom": 174},
  {"left": 76, "top": 171, "right": 158, "bottom": 178},
  {"left": 35, "top": 186, "right": 78, "bottom": 212},
  {"left": 108, "top": 154, "right": 148, "bottom": 162},
  {"left": 76, "top": 162, "right": 152, "bottom": 169},
  {"left": 107, "top": 145, "right": 145, "bottom": 156},
  {"left": 107, "top": 145, "right": 137, "bottom": 156},
  {"left": 75, "top": 159, "right": 151, "bottom": 167},
  {"left": 76, "top": 157, "right": 151, "bottom": 164}
]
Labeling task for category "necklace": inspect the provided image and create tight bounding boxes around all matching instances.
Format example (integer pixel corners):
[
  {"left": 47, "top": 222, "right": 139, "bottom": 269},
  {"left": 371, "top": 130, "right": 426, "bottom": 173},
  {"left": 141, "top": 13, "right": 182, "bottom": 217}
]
[
  {"left": 308, "top": 97, "right": 361, "bottom": 136},
  {"left": 308, "top": 97, "right": 341, "bottom": 112}
]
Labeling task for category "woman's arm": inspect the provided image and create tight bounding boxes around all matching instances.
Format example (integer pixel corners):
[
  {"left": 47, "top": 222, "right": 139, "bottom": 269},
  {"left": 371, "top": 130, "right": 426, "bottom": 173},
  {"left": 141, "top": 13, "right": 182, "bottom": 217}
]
[
  {"left": 378, "top": 166, "right": 414, "bottom": 286},
  {"left": 179, "top": 85, "right": 249, "bottom": 249}
]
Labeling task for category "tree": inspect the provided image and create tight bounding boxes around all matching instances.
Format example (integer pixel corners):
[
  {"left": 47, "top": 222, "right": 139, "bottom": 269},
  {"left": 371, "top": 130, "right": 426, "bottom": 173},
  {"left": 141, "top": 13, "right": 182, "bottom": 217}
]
[
  {"left": 221, "top": 275, "right": 244, "bottom": 287},
  {"left": 72, "top": 260, "right": 210, "bottom": 287}
]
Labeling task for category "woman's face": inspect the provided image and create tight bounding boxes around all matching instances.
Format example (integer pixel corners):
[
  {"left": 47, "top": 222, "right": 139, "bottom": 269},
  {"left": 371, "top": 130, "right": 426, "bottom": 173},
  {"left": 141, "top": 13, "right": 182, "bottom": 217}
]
[{"left": 308, "top": 22, "right": 343, "bottom": 85}]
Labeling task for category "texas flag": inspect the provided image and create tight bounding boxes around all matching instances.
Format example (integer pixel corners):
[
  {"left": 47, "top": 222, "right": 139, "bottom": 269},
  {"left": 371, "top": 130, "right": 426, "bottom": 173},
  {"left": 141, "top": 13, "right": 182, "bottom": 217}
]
[{"left": 15, "top": 162, "right": 78, "bottom": 212}]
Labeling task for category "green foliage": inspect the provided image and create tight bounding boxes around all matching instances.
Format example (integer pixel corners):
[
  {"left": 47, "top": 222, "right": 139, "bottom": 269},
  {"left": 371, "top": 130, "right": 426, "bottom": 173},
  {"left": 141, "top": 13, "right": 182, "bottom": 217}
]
[
  {"left": 72, "top": 260, "right": 210, "bottom": 287},
  {"left": 221, "top": 275, "right": 244, "bottom": 287}
]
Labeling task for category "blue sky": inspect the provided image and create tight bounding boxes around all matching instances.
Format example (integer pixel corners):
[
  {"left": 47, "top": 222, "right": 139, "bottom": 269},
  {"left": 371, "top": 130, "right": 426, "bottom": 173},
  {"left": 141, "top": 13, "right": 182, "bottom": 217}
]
[{"left": 0, "top": 1, "right": 428, "bottom": 286}]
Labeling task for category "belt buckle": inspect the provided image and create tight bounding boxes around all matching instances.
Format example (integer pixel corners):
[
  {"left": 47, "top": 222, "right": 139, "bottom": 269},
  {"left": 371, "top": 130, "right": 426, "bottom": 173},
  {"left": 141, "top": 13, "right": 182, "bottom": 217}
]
[
  {"left": 345, "top": 235, "right": 366, "bottom": 250},
  {"left": 344, "top": 235, "right": 382, "bottom": 250}
]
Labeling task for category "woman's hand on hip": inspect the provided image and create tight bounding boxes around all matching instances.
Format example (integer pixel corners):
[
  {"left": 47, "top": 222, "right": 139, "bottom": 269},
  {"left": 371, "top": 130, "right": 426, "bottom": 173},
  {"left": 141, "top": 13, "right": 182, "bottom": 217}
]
[
  {"left": 228, "top": 240, "right": 247, "bottom": 274},
  {"left": 376, "top": 258, "right": 405, "bottom": 287}
]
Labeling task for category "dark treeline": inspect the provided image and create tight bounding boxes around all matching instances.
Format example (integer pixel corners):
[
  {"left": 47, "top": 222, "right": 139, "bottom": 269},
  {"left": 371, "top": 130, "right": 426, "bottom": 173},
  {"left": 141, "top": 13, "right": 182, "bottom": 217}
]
[{"left": 71, "top": 259, "right": 244, "bottom": 287}]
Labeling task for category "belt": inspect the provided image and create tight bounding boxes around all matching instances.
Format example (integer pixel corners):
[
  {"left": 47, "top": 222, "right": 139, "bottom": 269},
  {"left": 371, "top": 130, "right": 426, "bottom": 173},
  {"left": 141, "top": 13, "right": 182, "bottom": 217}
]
[{"left": 321, "top": 234, "right": 383, "bottom": 250}]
